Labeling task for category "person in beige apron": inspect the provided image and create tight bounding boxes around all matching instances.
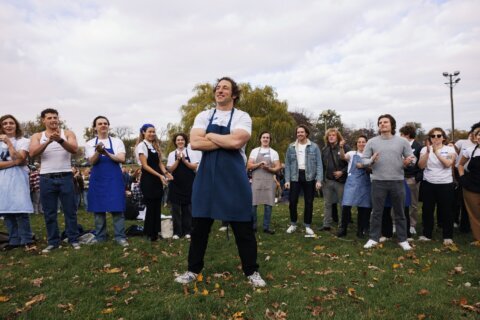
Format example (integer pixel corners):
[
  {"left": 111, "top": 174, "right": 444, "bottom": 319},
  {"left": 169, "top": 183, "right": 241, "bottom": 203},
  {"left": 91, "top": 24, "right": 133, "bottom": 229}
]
[{"left": 247, "top": 132, "right": 281, "bottom": 234}]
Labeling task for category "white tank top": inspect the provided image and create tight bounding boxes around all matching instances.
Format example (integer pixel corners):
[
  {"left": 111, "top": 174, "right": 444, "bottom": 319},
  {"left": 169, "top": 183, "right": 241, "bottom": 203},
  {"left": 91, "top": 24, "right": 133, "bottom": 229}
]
[{"left": 39, "top": 130, "right": 72, "bottom": 174}]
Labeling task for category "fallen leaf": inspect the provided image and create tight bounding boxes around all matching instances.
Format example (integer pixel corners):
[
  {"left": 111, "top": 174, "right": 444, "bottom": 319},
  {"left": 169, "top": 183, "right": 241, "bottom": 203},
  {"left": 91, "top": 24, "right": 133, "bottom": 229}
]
[
  {"left": 0, "top": 296, "right": 11, "bottom": 302},
  {"left": 219, "top": 289, "right": 225, "bottom": 298},
  {"left": 201, "top": 289, "right": 209, "bottom": 296},
  {"left": 232, "top": 311, "right": 245, "bottom": 319},
  {"left": 392, "top": 263, "right": 402, "bottom": 269},
  {"left": 25, "top": 294, "right": 46, "bottom": 307},
  {"left": 57, "top": 303, "right": 74, "bottom": 313},
  {"left": 110, "top": 285, "right": 123, "bottom": 293},
  {"left": 196, "top": 273, "right": 204, "bottom": 282},
  {"left": 418, "top": 289, "right": 429, "bottom": 296},
  {"left": 101, "top": 308, "right": 114, "bottom": 314},
  {"left": 104, "top": 267, "right": 122, "bottom": 274},
  {"left": 314, "top": 245, "right": 325, "bottom": 251},
  {"left": 31, "top": 277, "right": 43, "bottom": 287},
  {"left": 136, "top": 266, "right": 150, "bottom": 274},
  {"left": 124, "top": 297, "right": 134, "bottom": 305},
  {"left": 417, "top": 314, "right": 426, "bottom": 320},
  {"left": 183, "top": 286, "right": 189, "bottom": 296}
]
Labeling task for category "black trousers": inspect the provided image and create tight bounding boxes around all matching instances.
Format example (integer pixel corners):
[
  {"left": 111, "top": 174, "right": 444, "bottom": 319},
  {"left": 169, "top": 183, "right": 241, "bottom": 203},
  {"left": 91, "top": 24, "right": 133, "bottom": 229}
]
[
  {"left": 422, "top": 181, "right": 454, "bottom": 239},
  {"left": 289, "top": 170, "right": 315, "bottom": 225},
  {"left": 188, "top": 218, "right": 259, "bottom": 276},
  {"left": 171, "top": 203, "right": 192, "bottom": 237},
  {"left": 143, "top": 198, "right": 162, "bottom": 241},
  {"left": 340, "top": 206, "right": 370, "bottom": 232}
]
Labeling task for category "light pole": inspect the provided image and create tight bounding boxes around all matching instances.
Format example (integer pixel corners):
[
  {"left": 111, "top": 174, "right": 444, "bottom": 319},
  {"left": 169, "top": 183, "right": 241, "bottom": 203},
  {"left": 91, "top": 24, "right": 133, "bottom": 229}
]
[{"left": 443, "top": 71, "right": 461, "bottom": 141}]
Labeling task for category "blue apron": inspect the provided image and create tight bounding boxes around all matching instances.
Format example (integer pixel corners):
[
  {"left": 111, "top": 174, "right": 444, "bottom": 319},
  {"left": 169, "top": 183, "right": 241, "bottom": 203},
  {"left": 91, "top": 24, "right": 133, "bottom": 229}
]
[
  {"left": 88, "top": 137, "right": 126, "bottom": 212},
  {"left": 191, "top": 108, "right": 252, "bottom": 221},
  {"left": 342, "top": 153, "right": 372, "bottom": 208}
]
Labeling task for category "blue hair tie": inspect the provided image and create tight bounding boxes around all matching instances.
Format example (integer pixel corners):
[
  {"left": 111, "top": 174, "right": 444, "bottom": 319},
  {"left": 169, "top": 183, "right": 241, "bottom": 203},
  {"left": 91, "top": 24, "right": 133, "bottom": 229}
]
[{"left": 140, "top": 123, "right": 154, "bottom": 133}]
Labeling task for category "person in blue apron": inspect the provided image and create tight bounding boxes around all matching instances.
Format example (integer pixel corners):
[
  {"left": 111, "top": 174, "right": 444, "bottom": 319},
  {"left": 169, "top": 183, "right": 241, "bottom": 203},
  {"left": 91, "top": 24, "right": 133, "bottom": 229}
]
[
  {"left": 337, "top": 135, "right": 372, "bottom": 238},
  {"left": 0, "top": 114, "right": 34, "bottom": 251},
  {"left": 167, "top": 133, "right": 198, "bottom": 239},
  {"left": 86, "top": 116, "right": 128, "bottom": 247},
  {"left": 247, "top": 131, "right": 281, "bottom": 234},
  {"left": 135, "top": 124, "right": 173, "bottom": 242},
  {"left": 175, "top": 77, "right": 266, "bottom": 288}
]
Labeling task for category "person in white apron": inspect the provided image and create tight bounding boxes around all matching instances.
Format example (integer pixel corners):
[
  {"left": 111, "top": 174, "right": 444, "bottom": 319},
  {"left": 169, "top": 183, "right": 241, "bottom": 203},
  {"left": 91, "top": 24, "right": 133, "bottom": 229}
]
[
  {"left": 0, "top": 114, "right": 34, "bottom": 251},
  {"left": 247, "top": 131, "right": 281, "bottom": 234},
  {"left": 85, "top": 116, "right": 128, "bottom": 247}
]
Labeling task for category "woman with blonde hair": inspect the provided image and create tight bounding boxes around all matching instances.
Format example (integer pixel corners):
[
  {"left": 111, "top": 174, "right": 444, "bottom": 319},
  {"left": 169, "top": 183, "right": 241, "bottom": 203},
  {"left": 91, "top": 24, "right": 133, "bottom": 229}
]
[{"left": 135, "top": 124, "right": 173, "bottom": 241}]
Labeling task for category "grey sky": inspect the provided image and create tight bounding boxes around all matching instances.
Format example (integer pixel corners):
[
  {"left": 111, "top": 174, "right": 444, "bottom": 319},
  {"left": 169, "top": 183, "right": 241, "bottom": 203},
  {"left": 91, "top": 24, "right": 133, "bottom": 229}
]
[{"left": 1, "top": 0, "right": 479, "bottom": 144}]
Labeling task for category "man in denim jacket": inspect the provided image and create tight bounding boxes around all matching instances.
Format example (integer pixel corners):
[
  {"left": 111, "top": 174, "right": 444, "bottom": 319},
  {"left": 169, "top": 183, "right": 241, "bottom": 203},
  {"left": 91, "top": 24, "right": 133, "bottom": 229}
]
[{"left": 284, "top": 125, "right": 323, "bottom": 236}]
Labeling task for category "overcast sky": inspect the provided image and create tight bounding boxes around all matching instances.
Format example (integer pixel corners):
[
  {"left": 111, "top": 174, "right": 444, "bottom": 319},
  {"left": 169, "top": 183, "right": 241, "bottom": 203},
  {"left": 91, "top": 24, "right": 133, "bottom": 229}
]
[{"left": 1, "top": 0, "right": 479, "bottom": 145}]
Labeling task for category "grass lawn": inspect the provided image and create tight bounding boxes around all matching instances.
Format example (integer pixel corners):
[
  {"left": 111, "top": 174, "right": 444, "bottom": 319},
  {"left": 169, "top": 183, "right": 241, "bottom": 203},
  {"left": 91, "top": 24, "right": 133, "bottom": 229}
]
[{"left": 1, "top": 199, "right": 479, "bottom": 319}]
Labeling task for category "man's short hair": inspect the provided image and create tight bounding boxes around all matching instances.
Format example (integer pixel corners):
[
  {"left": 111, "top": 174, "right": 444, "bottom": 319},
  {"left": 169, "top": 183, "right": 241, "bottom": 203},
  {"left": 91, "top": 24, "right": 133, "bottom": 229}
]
[
  {"left": 469, "top": 121, "right": 480, "bottom": 134},
  {"left": 399, "top": 125, "right": 416, "bottom": 139},
  {"left": 41, "top": 108, "right": 59, "bottom": 118},
  {"left": 377, "top": 114, "right": 396, "bottom": 135},
  {"left": 214, "top": 77, "right": 241, "bottom": 105},
  {"left": 296, "top": 124, "right": 310, "bottom": 137}
]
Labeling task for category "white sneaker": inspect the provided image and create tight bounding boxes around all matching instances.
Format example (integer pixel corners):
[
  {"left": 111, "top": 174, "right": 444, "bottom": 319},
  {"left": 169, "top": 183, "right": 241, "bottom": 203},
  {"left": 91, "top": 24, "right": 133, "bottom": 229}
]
[
  {"left": 219, "top": 226, "right": 227, "bottom": 232},
  {"left": 379, "top": 236, "right": 390, "bottom": 243},
  {"left": 363, "top": 239, "right": 378, "bottom": 249},
  {"left": 286, "top": 225, "right": 297, "bottom": 234},
  {"left": 71, "top": 242, "right": 81, "bottom": 250},
  {"left": 399, "top": 241, "right": 412, "bottom": 251},
  {"left": 247, "top": 271, "right": 266, "bottom": 288},
  {"left": 453, "top": 223, "right": 459, "bottom": 228},
  {"left": 118, "top": 239, "right": 129, "bottom": 247},
  {"left": 409, "top": 227, "right": 417, "bottom": 235},
  {"left": 443, "top": 239, "right": 454, "bottom": 246},
  {"left": 305, "top": 227, "right": 315, "bottom": 236},
  {"left": 185, "top": 234, "right": 191, "bottom": 239},
  {"left": 392, "top": 225, "right": 396, "bottom": 234},
  {"left": 174, "top": 271, "right": 198, "bottom": 284},
  {"left": 172, "top": 235, "right": 180, "bottom": 240},
  {"left": 418, "top": 236, "right": 431, "bottom": 242},
  {"left": 41, "top": 245, "right": 58, "bottom": 253}
]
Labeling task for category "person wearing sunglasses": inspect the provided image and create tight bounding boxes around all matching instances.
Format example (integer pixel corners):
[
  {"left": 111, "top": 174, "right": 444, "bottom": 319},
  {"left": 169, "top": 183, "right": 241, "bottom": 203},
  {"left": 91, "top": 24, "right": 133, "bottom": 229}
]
[
  {"left": 418, "top": 127, "right": 457, "bottom": 245},
  {"left": 458, "top": 127, "right": 480, "bottom": 243}
]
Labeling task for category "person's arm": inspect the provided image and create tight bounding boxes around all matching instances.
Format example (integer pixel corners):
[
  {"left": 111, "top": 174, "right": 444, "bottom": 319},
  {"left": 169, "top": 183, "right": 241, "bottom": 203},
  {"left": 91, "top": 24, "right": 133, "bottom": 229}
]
[
  {"left": 315, "top": 145, "right": 323, "bottom": 189},
  {"left": 361, "top": 141, "right": 374, "bottom": 166},
  {"left": 432, "top": 146, "right": 456, "bottom": 168},
  {"left": 284, "top": 148, "right": 291, "bottom": 189},
  {"left": 138, "top": 153, "right": 168, "bottom": 185},
  {"left": 190, "top": 128, "right": 220, "bottom": 151},
  {"left": 264, "top": 159, "right": 281, "bottom": 174},
  {"left": 58, "top": 130, "right": 78, "bottom": 154},
  {"left": 159, "top": 160, "right": 173, "bottom": 182},
  {"left": 29, "top": 132, "right": 50, "bottom": 158},
  {"left": 339, "top": 140, "right": 349, "bottom": 161},
  {"left": 182, "top": 156, "right": 198, "bottom": 171},
  {"left": 458, "top": 155, "right": 469, "bottom": 176},
  {"left": 205, "top": 128, "right": 250, "bottom": 150},
  {"left": 103, "top": 150, "right": 125, "bottom": 164},
  {"left": 167, "top": 152, "right": 180, "bottom": 173},
  {"left": 0, "top": 157, "right": 22, "bottom": 169}
]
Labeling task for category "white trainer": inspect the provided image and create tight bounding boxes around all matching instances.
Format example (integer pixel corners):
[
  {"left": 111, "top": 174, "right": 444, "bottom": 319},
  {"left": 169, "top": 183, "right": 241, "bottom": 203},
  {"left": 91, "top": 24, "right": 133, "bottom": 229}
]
[
  {"left": 363, "top": 239, "right": 378, "bottom": 249},
  {"left": 305, "top": 227, "right": 315, "bottom": 236},
  {"left": 443, "top": 239, "right": 454, "bottom": 246},
  {"left": 399, "top": 241, "right": 412, "bottom": 251},
  {"left": 174, "top": 271, "right": 198, "bottom": 284},
  {"left": 418, "top": 236, "right": 431, "bottom": 242},
  {"left": 286, "top": 225, "right": 297, "bottom": 234},
  {"left": 379, "top": 236, "right": 390, "bottom": 243},
  {"left": 172, "top": 235, "right": 180, "bottom": 240},
  {"left": 247, "top": 271, "right": 266, "bottom": 288},
  {"left": 218, "top": 226, "right": 227, "bottom": 232},
  {"left": 409, "top": 226, "right": 417, "bottom": 235},
  {"left": 185, "top": 234, "right": 191, "bottom": 239}
]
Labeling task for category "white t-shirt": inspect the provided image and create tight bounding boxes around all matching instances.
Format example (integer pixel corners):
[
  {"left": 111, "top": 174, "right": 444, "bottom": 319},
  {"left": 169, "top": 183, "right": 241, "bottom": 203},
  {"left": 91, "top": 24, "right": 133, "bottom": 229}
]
[
  {"left": 456, "top": 139, "right": 476, "bottom": 167},
  {"left": 462, "top": 145, "right": 480, "bottom": 170},
  {"left": 135, "top": 140, "right": 159, "bottom": 165},
  {"left": 249, "top": 147, "right": 280, "bottom": 163},
  {"left": 0, "top": 137, "right": 30, "bottom": 172},
  {"left": 296, "top": 143, "right": 307, "bottom": 170},
  {"left": 85, "top": 136, "right": 126, "bottom": 167},
  {"left": 345, "top": 150, "right": 363, "bottom": 174},
  {"left": 192, "top": 108, "right": 252, "bottom": 163},
  {"left": 421, "top": 145, "right": 456, "bottom": 184},
  {"left": 167, "top": 148, "right": 200, "bottom": 167}
]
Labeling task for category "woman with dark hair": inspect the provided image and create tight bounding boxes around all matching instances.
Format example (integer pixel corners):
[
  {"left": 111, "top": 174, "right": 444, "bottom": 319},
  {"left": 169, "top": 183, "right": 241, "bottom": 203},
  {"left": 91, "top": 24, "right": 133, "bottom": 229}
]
[
  {"left": 167, "top": 133, "right": 198, "bottom": 239},
  {"left": 458, "top": 128, "right": 480, "bottom": 242},
  {"left": 247, "top": 131, "right": 281, "bottom": 234},
  {"left": 0, "top": 114, "right": 34, "bottom": 250},
  {"left": 418, "top": 127, "right": 456, "bottom": 245},
  {"left": 337, "top": 135, "right": 371, "bottom": 237},
  {"left": 135, "top": 124, "right": 173, "bottom": 241},
  {"left": 85, "top": 116, "right": 128, "bottom": 246}
]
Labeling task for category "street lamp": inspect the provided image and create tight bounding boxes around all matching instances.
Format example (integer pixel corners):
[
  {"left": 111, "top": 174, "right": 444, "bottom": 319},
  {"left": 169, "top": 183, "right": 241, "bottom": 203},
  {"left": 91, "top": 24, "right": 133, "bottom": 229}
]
[
  {"left": 321, "top": 110, "right": 334, "bottom": 133},
  {"left": 443, "top": 71, "right": 461, "bottom": 141}
]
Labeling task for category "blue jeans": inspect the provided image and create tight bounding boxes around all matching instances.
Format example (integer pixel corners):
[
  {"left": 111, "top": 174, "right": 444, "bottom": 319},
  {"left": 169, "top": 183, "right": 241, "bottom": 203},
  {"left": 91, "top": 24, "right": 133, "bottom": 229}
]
[
  {"left": 3, "top": 214, "right": 33, "bottom": 245},
  {"left": 94, "top": 212, "right": 126, "bottom": 242},
  {"left": 40, "top": 174, "right": 79, "bottom": 246},
  {"left": 252, "top": 205, "right": 272, "bottom": 230},
  {"left": 83, "top": 190, "right": 89, "bottom": 210}
]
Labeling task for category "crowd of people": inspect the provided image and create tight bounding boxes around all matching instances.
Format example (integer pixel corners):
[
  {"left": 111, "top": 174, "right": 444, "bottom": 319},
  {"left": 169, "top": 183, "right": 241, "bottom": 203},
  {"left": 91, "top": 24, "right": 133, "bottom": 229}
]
[{"left": 1, "top": 77, "right": 479, "bottom": 289}]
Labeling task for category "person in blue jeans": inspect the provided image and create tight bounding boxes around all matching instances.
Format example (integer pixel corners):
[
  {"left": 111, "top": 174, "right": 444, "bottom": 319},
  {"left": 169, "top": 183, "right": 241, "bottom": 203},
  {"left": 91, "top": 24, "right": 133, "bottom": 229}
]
[
  {"left": 284, "top": 125, "right": 323, "bottom": 237},
  {"left": 85, "top": 116, "right": 128, "bottom": 247},
  {"left": 29, "top": 108, "right": 81, "bottom": 253}
]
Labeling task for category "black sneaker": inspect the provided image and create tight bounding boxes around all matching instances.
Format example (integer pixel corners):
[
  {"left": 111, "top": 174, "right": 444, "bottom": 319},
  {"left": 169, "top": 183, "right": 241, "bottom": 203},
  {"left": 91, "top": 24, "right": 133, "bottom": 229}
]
[
  {"left": 263, "top": 229, "right": 275, "bottom": 235},
  {"left": 318, "top": 226, "right": 331, "bottom": 231}
]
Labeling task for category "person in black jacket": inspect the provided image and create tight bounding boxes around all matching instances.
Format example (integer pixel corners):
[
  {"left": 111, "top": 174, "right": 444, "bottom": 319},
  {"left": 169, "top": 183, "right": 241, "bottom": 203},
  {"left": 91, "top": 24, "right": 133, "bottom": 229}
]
[
  {"left": 400, "top": 125, "right": 422, "bottom": 235},
  {"left": 319, "top": 128, "right": 350, "bottom": 231}
]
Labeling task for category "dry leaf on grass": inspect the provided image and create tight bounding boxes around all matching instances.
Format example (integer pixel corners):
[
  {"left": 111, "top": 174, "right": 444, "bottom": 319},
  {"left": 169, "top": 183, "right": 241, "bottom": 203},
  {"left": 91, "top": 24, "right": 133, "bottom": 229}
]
[
  {"left": 265, "top": 308, "right": 287, "bottom": 320},
  {"left": 0, "top": 296, "right": 11, "bottom": 302},
  {"left": 104, "top": 267, "right": 122, "bottom": 274},
  {"left": 31, "top": 277, "right": 44, "bottom": 287},
  {"left": 101, "top": 308, "right": 114, "bottom": 314},
  {"left": 25, "top": 294, "right": 46, "bottom": 308},
  {"left": 417, "top": 289, "right": 429, "bottom": 296},
  {"left": 57, "top": 303, "right": 74, "bottom": 313},
  {"left": 347, "top": 288, "right": 364, "bottom": 301},
  {"left": 232, "top": 311, "right": 245, "bottom": 319},
  {"left": 417, "top": 314, "right": 426, "bottom": 320},
  {"left": 136, "top": 266, "right": 150, "bottom": 274},
  {"left": 124, "top": 297, "right": 134, "bottom": 305}
]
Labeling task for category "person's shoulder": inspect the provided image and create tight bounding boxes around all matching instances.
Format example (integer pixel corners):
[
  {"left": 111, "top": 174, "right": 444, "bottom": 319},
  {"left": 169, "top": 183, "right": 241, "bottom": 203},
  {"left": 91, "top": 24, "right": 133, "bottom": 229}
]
[
  {"left": 64, "top": 129, "right": 76, "bottom": 137},
  {"left": 86, "top": 138, "right": 96, "bottom": 145}
]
